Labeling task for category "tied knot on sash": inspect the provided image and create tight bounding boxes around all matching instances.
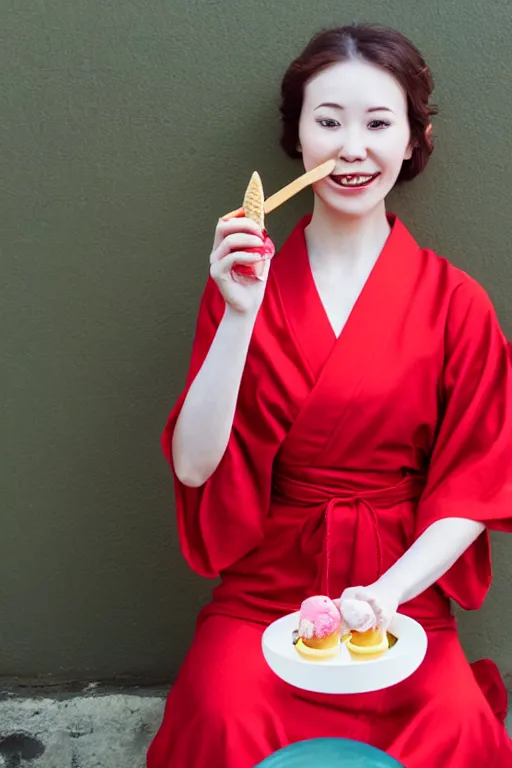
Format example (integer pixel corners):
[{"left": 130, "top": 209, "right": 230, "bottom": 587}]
[
  {"left": 302, "top": 495, "right": 384, "bottom": 595},
  {"left": 273, "top": 470, "right": 425, "bottom": 597}
]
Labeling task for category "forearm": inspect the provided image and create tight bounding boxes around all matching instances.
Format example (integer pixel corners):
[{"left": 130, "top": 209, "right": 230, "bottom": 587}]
[
  {"left": 172, "top": 305, "right": 258, "bottom": 487},
  {"left": 373, "top": 517, "right": 485, "bottom": 604}
]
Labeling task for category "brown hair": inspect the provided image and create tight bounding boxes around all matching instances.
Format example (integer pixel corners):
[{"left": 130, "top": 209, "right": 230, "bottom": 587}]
[{"left": 280, "top": 24, "right": 438, "bottom": 182}]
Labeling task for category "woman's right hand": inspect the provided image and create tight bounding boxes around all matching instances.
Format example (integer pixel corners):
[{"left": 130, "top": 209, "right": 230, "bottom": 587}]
[{"left": 209, "top": 216, "right": 275, "bottom": 315}]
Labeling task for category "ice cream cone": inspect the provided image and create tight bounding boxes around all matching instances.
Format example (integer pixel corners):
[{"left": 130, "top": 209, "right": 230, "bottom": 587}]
[
  {"left": 345, "top": 628, "right": 389, "bottom": 661},
  {"left": 243, "top": 171, "right": 265, "bottom": 228}
]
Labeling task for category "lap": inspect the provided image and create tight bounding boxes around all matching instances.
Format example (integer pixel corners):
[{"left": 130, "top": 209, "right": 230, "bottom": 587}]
[
  {"left": 174, "top": 615, "right": 288, "bottom": 711},
  {"left": 375, "top": 630, "right": 512, "bottom": 763},
  {"left": 147, "top": 616, "right": 290, "bottom": 767},
  {"left": 149, "top": 615, "right": 512, "bottom": 768},
  {"left": 175, "top": 616, "right": 497, "bottom": 720}
]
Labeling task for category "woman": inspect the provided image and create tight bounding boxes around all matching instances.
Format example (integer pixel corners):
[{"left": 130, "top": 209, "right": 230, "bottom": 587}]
[{"left": 147, "top": 24, "right": 512, "bottom": 767}]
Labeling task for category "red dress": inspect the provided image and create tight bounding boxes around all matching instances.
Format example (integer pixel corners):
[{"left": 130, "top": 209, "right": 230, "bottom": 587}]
[{"left": 147, "top": 215, "right": 512, "bottom": 768}]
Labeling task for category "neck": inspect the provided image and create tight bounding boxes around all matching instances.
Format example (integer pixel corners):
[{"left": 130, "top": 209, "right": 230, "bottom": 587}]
[{"left": 304, "top": 200, "right": 391, "bottom": 270}]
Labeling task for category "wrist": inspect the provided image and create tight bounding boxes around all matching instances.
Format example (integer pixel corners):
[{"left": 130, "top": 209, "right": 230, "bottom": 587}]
[
  {"left": 223, "top": 303, "right": 259, "bottom": 326},
  {"left": 369, "top": 575, "right": 404, "bottom": 608}
]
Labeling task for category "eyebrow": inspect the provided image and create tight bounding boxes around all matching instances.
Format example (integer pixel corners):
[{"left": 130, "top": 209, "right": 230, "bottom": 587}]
[{"left": 315, "top": 102, "right": 395, "bottom": 114}]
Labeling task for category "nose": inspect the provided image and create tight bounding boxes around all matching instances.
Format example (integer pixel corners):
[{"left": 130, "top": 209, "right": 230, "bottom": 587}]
[{"left": 338, "top": 129, "right": 367, "bottom": 163}]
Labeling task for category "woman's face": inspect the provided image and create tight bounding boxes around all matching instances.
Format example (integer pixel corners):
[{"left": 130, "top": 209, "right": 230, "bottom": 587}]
[{"left": 298, "top": 59, "right": 413, "bottom": 219}]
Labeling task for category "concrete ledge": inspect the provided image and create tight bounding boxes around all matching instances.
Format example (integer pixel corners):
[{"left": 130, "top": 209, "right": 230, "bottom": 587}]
[
  {"left": 0, "top": 686, "right": 510, "bottom": 766},
  {"left": 0, "top": 686, "right": 166, "bottom": 768}
]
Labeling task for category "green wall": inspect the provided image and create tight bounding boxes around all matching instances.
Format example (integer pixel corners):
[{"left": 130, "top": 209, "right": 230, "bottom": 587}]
[{"left": 1, "top": 0, "right": 511, "bottom": 683}]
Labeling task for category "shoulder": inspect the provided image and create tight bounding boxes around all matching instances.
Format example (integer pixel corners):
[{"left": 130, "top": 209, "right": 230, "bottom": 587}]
[
  {"left": 421, "top": 251, "right": 509, "bottom": 371},
  {"left": 407, "top": 238, "right": 509, "bottom": 363},
  {"left": 418, "top": 246, "right": 497, "bottom": 324}
]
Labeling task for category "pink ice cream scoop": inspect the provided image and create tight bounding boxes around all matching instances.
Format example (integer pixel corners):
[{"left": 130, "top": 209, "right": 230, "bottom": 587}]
[{"left": 298, "top": 595, "right": 341, "bottom": 641}]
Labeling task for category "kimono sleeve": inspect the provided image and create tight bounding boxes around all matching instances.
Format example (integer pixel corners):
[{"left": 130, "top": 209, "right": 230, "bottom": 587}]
[
  {"left": 161, "top": 277, "right": 286, "bottom": 578},
  {"left": 415, "top": 279, "right": 512, "bottom": 609}
]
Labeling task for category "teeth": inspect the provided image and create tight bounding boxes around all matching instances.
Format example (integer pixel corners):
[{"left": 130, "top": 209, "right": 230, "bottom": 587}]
[{"left": 338, "top": 175, "right": 374, "bottom": 186}]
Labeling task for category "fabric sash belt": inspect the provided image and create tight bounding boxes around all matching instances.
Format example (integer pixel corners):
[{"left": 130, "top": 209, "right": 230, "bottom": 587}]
[{"left": 273, "top": 470, "right": 425, "bottom": 596}]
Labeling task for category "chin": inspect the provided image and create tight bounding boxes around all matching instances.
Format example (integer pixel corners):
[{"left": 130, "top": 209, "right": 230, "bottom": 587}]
[
  {"left": 313, "top": 180, "right": 389, "bottom": 220},
  {"left": 319, "top": 195, "right": 383, "bottom": 220}
]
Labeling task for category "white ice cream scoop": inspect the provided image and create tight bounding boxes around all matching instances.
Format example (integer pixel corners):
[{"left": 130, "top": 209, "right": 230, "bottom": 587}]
[{"left": 340, "top": 597, "right": 377, "bottom": 633}]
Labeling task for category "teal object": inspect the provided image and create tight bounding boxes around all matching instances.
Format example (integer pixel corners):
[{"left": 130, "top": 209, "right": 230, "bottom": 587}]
[{"left": 256, "top": 738, "right": 404, "bottom": 767}]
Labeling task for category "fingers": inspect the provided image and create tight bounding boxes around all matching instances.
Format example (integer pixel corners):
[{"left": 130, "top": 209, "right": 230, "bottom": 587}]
[
  {"left": 212, "top": 248, "right": 270, "bottom": 268},
  {"left": 211, "top": 232, "right": 266, "bottom": 264},
  {"left": 210, "top": 249, "right": 270, "bottom": 282},
  {"left": 213, "top": 216, "right": 264, "bottom": 250},
  {"left": 354, "top": 588, "right": 391, "bottom": 630},
  {"left": 231, "top": 257, "right": 271, "bottom": 284}
]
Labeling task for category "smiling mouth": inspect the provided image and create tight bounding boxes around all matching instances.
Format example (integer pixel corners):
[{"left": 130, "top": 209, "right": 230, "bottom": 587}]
[{"left": 330, "top": 173, "right": 379, "bottom": 188}]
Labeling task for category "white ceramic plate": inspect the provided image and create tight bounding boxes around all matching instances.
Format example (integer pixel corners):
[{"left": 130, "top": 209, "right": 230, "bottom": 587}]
[{"left": 262, "top": 611, "right": 427, "bottom": 694}]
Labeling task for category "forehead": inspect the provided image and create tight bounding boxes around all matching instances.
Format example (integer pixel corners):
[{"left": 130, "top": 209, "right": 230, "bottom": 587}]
[{"left": 303, "top": 59, "right": 408, "bottom": 112}]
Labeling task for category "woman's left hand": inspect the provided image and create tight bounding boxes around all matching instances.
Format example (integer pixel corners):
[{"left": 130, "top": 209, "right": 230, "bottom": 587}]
[{"left": 338, "top": 583, "right": 400, "bottom": 633}]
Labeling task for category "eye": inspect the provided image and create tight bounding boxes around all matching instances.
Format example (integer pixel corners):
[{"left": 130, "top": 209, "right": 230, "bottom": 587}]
[
  {"left": 368, "top": 119, "right": 390, "bottom": 130},
  {"left": 316, "top": 118, "right": 341, "bottom": 128}
]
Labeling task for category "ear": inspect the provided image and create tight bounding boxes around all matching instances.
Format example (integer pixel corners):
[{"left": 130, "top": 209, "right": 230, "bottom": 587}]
[
  {"left": 296, "top": 143, "right": 302, "bottom": 154},
  {"left": 425, "top": 123, "right": 433, "bottom": 148},
  {"left": 404, "top": 141, "right": 413, "bottom": 161}
]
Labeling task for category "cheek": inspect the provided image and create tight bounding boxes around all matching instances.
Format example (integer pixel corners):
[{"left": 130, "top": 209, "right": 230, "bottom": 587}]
[
  {"left": 297, "top": 115, "right": 308, "bottom": 144},
  {"left": 299, "top": 128, "right": 330, "bottom": 169},
  {"left": 298, "top": 121, "right": 317, "bottom": 150},
  {"left": 378, "top": 140, "right": 412, "bottom": 171},
  {"left": 300, "top": 119, "right": 333, "bottom": 148}
]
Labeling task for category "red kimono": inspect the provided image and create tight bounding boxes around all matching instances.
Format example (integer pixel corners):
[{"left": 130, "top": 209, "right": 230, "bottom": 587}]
[{"left": 147, "top": 215, "right": 512, "bottom": 768}]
